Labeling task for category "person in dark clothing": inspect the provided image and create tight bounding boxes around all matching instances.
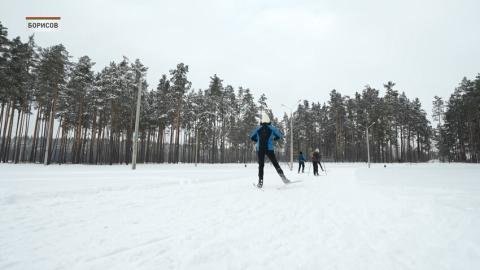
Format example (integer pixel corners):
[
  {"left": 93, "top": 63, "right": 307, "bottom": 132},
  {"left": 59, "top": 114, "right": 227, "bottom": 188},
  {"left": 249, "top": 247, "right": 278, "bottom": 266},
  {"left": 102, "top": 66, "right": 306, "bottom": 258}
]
[
  {"left": 298, "top": 151, "right": 306, "bottom": 173},
  {"left": 250, "top": 113, "right": 289, "bottom": 188},
  {"left": 311, "top": 148, "right": 324, "bottom": 176}
]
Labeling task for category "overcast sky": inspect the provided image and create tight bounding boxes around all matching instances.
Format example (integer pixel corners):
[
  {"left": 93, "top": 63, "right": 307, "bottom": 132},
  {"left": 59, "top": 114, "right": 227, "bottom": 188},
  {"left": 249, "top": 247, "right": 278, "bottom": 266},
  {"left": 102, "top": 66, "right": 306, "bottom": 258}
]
[{"left": 2, "top": 0, "right": 479, "bottom": 120}]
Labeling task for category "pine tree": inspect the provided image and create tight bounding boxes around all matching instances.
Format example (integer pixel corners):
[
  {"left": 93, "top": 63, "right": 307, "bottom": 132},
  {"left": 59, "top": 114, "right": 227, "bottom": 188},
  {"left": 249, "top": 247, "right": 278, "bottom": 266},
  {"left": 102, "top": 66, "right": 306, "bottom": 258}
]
[
  {"left": 1, "top": 35, "right": 37, "bottom": 162},
  {"left": 0, "top": 22, "right": 10, "bottom": 148},
  {"left": 439, "top": 75, "right": 480, "bottom": 162},
  {"left": 169, "top": 63, "right": 190, "bottom": 163},
  {"left": 61, "top": 56, "right": 95, "bottom": 163},
  {"left": 205, "top": 74, "right": 223, "bottom": 163},
  {"left": 36, "top": 44, "right": 70, "bottom": 165},
  {"left": 154, "top": 74, "right": 171, "bottom": 163}
]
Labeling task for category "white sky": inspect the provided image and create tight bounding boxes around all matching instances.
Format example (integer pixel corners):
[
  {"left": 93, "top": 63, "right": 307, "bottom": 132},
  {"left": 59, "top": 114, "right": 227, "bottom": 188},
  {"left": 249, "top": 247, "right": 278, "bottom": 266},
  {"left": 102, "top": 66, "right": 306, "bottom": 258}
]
[{"left": 2, "top": 0, "right": 479, "bottom": 121}]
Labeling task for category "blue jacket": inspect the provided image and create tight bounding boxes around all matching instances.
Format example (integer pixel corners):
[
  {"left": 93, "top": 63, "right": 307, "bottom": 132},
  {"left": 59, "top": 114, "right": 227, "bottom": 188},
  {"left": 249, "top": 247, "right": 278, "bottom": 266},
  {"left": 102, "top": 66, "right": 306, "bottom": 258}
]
[
  {"left": 250, "top": 124, "right": 283, "bottom": 151},
  {"left": 298, "top": 154, "right": 306, "bottom": 162}
]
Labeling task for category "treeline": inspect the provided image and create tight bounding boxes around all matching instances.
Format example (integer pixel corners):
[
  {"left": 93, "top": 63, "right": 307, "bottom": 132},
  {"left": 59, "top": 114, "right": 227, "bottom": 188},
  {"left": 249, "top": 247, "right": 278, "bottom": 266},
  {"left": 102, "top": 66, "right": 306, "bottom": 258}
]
[
  {"left": 433, "top": 75, "right": 480, "bottom": 162},
  {"left": 287, "top": 82, "right": 432, "bottom": 163},
  {"left": 1, "top": 20, "right": 467, "bottom": 165},
  {"left": 0, "top": 22, "right": 267, "bottom": 164}
]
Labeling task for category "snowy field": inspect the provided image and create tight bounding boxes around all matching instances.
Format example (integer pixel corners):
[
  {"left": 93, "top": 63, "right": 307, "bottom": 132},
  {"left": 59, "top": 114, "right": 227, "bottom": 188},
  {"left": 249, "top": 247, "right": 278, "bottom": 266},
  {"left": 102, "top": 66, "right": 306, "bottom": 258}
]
[{"left": 1, "top": 162, "right": 480, "bottom": 270}]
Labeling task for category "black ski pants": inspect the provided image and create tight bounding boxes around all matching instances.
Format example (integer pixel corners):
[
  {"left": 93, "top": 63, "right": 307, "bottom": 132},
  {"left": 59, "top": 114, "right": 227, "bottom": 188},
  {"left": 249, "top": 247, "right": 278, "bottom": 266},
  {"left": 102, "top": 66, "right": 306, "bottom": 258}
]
[
  {"left": 298, "top": 161, "right": 305, "bottom": 173},
  {"left": 257, "top": 149, "right": 283, "bottom": 180},
  {"left": 313, "top": 161, "right": 319, "bottom": 175},
  {"left": 313, "top": 161, "right": 324, "bottom": 175}
]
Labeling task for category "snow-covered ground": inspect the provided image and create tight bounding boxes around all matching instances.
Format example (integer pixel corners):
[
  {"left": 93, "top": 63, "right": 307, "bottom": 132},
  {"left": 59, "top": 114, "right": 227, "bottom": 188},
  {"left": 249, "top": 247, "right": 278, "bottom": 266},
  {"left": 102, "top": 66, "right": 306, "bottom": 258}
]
[{"left": 1, "top": 162, "right": 480, "bottom": 270}]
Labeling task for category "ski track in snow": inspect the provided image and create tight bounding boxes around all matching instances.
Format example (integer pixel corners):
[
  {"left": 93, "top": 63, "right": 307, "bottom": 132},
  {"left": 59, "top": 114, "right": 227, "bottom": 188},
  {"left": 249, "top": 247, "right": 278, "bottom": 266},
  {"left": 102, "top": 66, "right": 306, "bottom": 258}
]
[{"left": 1, "top": 163, "right": 480, "bottom": 270}]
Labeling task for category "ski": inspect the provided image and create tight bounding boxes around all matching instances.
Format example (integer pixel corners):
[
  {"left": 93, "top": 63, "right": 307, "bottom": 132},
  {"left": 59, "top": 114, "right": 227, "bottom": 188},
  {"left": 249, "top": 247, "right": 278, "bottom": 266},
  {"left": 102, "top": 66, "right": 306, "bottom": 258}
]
[
  {"left": 285, "top": 180, "right": 303, "bottom": 184},
  {"left": 277, "top": 180, "right": 303, "bottom": 189}
]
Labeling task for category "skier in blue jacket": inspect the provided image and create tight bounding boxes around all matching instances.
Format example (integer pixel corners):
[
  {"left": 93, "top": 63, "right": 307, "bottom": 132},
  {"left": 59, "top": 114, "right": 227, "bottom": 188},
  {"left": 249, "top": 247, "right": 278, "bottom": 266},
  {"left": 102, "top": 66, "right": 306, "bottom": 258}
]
[
  {"left": 298, "top": 151, "right": 306, "bottom": 173},
  {"left": 250, "top": 113, "right": 289, "bottom": 188}
]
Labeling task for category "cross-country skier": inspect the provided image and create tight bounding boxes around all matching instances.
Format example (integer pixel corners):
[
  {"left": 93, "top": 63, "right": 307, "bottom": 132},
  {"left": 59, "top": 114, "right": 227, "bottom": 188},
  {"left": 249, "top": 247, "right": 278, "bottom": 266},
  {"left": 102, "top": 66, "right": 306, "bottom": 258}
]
[
  {"left": 298, "top": 151, "right": 306, "bottom": 173},
  {"left": 311, "top": 148, "right": 324, "bottom": 176},
  {"left": 250, "top": 113, "right": 289, "bottom": 188}
]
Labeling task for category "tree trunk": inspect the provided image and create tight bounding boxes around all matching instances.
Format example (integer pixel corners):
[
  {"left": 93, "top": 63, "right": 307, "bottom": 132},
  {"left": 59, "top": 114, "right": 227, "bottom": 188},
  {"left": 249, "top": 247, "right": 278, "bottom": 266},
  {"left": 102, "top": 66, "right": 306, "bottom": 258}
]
[
  {"left": 14, "top": 110, "right": 25, "bottom": 163},
  {"left": 44, "top": 91, "right": 58, "bottom": 165},
  {"left": 12, "top": 110, "right": 23, "bottom": 163},
  {"left": 159, "top": 127, "right": 164, "bottom": 163},
  {"left": 51, "top": 117, "right": 62, "bottom": 163},
  {"left": 2, "top": 103, "right": 15, "bottom": 162},
  {"left": 29, "top": 107, "right": 41, "bottom": 162},
  {"left": 73, "top": 96, "right": 84, "bottom": 163},
  {"left": 89, "top": 110, "right": 97, "bottom": 164},
  {"left": 95, "top": 123, "right": 104, "bottom": 164},
  {"left": 156, "top": 126, "right": 162, "bottom": 163},
  {"left": 400, "top": 126, "right": 404, "bottom": 162},
  {"left": 145, "top": 129, "right": 151, "bottom": 163},
  {"left": 0, "top": 102, "right": 5, "bottom": 140},
  {"left": 174, "top": 98, "right": 182, "bottom": 163},
  {"left": 168, "top": 125, "right": 174, "bottom": 163},
  {"left": 20, "top": 110, "right": 31, "bottom": 162},
  {"left": 81, "top": 126, "right": 88, "bottom": 163},
  {"left": 0, "top": 101, "right": 12, "bottom": 162}
]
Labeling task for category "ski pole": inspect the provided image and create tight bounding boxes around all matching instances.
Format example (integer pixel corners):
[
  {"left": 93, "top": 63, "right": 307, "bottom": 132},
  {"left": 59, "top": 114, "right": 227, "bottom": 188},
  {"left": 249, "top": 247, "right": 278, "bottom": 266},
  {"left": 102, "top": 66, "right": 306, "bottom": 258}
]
[{"left": 323, "top": 161, "right": 327, "bottom": 176}]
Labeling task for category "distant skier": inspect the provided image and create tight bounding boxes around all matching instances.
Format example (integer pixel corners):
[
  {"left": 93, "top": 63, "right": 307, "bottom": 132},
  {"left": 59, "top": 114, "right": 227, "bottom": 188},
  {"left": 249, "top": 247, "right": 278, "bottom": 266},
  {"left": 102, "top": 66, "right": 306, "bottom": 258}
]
[
  {"left": 311, "top": 148, "right": 324, "bottom": 176},
  {"left": 298, "top": 151, "right": 306, "bottom": 173},
  {"left": 250, "top": 113, "right": 289, "bottom": 188}
]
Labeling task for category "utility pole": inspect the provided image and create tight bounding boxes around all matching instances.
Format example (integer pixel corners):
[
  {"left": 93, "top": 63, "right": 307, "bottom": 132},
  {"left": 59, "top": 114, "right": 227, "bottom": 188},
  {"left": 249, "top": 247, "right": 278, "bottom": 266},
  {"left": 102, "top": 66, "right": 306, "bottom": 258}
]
[
  {"left": 282, "top": 100, "right": 301, "bottom": 171},
  {"left": 343, "top": 120, "right": 376, "bottom": 168},
  {"left": 290, "top": 113, "right": 293, "bottom": 170},
  {"left": 132, "top": 71, "right": 142, "bottom": 170}
]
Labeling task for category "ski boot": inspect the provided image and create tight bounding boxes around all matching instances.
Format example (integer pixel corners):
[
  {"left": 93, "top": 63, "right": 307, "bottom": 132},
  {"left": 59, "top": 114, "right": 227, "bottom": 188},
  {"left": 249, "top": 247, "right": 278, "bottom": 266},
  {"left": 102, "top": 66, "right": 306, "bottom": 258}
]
[{"left": 256, "top": 179, "right": 263, "bottom": 188}]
